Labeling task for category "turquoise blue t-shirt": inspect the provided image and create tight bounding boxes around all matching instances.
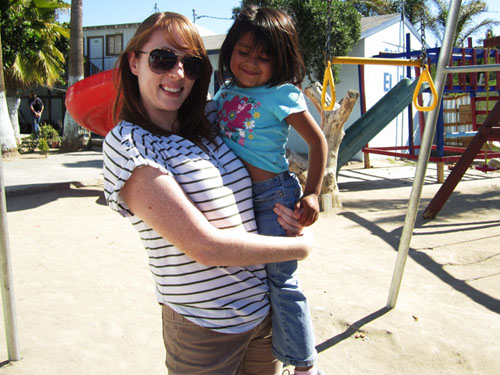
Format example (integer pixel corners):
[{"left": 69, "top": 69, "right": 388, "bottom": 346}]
[{"left": 213, "top": 82, "right": 307, "bottom": 174}]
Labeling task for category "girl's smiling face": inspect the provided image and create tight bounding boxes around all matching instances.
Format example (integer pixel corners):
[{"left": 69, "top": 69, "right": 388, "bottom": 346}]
[
  {"left": 230, "top": 32, "right": 273, "bottom": 88},
  {"left": 128, "top": 29, "right": 196, "bottom": 131}
]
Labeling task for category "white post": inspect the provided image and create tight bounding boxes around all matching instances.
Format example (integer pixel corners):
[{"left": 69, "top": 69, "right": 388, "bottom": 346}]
[
  {"left": 386, "top": 0, "right": 463, "bottom": 309},
  {"left": 0, "top": 150, "right": 20, "bottom": 361}
]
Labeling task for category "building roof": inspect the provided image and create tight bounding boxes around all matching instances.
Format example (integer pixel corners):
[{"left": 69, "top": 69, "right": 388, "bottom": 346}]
[
  {"left": 203, "top": 34, "right": 227, "bottom": 52},
  {"left": 360, "top": 13, "right": 420, "bottom": 41},
  {"left": 83, "top": 23, "right": 141, "bottom": 31}
]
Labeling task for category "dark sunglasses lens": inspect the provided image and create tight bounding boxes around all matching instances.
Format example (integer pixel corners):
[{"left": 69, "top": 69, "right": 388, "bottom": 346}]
[
  {"left": 149, "top": 50, "right": 177, "bottom": 73},
  {"left": 148, "top": 49, "right": 203, "bottom": 79},
  {"left": 182, "top": 56, "right": 203, "bottom": 80}
]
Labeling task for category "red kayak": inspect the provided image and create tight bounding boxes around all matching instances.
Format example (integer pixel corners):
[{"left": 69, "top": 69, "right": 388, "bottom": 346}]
[{"left": 65, "top": 69, "right": 119, "bottom": 137}]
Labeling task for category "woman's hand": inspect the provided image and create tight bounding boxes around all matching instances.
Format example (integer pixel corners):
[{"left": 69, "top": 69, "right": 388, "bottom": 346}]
[{"left": 273, "top": 202, "right": 305, "bottom": 237}]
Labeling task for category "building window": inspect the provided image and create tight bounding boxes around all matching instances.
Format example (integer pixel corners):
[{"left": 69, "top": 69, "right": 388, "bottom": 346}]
[{"left": 106, "top": 34, "right": 123, "bottom": 55}]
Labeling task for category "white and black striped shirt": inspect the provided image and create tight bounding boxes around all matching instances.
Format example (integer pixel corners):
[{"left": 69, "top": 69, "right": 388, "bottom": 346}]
[{"left": 103, "top": 121, "right": 269, "bottom": 333}]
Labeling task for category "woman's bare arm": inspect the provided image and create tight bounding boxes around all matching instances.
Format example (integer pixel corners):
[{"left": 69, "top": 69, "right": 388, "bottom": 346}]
[{"left": 121, "top": 166, "right": 312, "bottom": 267}]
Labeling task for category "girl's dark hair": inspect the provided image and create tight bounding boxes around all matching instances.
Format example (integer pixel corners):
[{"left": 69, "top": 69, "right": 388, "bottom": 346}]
[
  {"left": 218, "top": 5, "right": 305, "bottom": 87},
  {"left": 113, "top": 12, "right": 215, "bottom": 143}
]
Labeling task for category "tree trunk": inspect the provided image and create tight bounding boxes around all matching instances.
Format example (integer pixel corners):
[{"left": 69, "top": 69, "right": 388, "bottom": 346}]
[
  {"left": 0, "top": 33, "right": 18, "bottom": 158},
  {"left": 288, "top": 82, "right": 359, "bottom": 213},
  {"left": 61, "top": 0, "right": 86, "bottom": 152},
  {"left": 7, "top": 95, "right": 21, "bottom": 144}
]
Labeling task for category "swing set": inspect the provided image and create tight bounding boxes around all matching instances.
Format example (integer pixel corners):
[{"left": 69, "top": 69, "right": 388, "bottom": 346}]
[
  {"left": 322, "top": 30, "right": 500, "bottom": 182},
  {"left": 318, "top": 0, "right": 500, "bottom": 312}
]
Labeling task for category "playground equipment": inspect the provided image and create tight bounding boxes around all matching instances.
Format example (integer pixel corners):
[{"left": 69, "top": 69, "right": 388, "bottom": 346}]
[
  {"left": 423, "top": 99, "right": 500, "bottom": 219},
  {"left": 64, "top": 69, "right": 118, "bottom": 137},
  {"left": 326, "top": 56, "right": 438, "bottom": 113},
  {"left": 421, "top": 36, "right": 500, "bottom": 218},
  {"left": 315, "top": 0, "right": 493, "bottom": 309},
  {"left": 365, "top": 36, "right": 500, "bottom": 181},
  {"left": 336, "top": 78, "right": 425, "bottom": 172}
]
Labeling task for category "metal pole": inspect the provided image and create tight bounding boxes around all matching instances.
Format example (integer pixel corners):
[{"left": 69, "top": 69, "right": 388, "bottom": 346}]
[
  {"left": 386, "top": 0, "right": 463, "bottom": 309},
  {"left": 444, "top": 64, "right": 500, "bottom": 73},
  {"left": 0, "top": 150, "right": 21, "bottom": 361}
]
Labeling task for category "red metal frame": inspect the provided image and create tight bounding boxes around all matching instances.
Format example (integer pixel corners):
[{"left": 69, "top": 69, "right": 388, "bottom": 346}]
[{"left": 362, "top": 145, "right": 500, "bottom": 163}]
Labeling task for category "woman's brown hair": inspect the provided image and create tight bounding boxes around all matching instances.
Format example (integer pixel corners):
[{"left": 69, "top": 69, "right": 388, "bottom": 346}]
[
  {"left": 218, "top": 6, "right": 305, "bottom": 87},
  {"left": 113, "top": 12, "right": 215, "bottom": 142}
]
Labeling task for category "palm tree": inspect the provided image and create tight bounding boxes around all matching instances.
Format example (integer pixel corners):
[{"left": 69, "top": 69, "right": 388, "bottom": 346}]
[
  {"left": 426, "top": 0, "right": 500, "bottom": 46},
  {"left": 61, "top": 0, "right": 85, "bottom": 152},
  {"left": 1, "top": 0, "right": 69, "bottom": 149}
]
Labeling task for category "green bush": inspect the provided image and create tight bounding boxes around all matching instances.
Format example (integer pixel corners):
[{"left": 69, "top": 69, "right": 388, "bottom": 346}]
[
  {"left": 38, "top": 137, "right": 50, "bottom": 155},
  {"left": 40, "top": 124, "right": 61, "bottom": 142}
]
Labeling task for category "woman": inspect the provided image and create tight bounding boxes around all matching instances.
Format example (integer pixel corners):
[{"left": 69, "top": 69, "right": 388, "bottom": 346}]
[{"left": 103, "top": 12, "right": 312, "bottom": 375}]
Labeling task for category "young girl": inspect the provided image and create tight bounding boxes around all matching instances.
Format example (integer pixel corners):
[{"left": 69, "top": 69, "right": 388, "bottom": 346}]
[{"left": 213, "top": 6, "right": 328, "bottom": 375}]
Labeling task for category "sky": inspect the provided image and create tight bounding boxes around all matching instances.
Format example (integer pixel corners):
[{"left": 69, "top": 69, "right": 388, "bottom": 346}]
[
  {"left": 59, "top": 1, "right": 242, "bottom": 35},
  {"left": 58, "top": 0, "right": 500, "bottom": 40}
]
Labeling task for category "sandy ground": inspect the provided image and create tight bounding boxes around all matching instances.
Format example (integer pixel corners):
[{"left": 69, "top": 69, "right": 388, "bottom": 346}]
[{"left": 1, "top": 155, "right": 499, "bottom": 374}]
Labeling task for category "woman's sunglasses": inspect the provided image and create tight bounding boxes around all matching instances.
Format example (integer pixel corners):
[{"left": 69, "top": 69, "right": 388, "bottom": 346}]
[{"left": 136, "top": 48, "right": 203, "bottom": 80}]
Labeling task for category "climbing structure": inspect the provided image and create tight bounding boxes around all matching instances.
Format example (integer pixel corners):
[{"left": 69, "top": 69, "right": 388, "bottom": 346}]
[{"left": 366, "top": 35, "right": 500, "bottom": 181}]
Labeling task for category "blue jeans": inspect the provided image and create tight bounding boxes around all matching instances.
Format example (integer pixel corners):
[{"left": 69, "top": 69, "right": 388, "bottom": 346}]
[
  {"left": 252, "top": 171, "right": 317, "bottom": 367},
  {"left": 32, "top": 114, "right": 41, "bottom": 138}
]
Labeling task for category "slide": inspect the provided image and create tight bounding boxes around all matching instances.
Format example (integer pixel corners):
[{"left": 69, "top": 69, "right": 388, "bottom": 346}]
[
  {"left": 337, "top": 77, "right": 424, "bottom": 172},
  {"left": 65, "top": 69, "right": 118, "bottom": 136}
]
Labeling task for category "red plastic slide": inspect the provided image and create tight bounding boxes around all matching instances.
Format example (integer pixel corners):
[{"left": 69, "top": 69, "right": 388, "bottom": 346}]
[{"left": 65, "top": 69, "right": 119, "bottom": 137}]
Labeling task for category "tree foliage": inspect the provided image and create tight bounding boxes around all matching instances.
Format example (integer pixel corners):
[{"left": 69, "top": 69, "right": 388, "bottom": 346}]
[
  {"left": 0, "top": 0, "right": 69, "bottom": 90},
  {"left": 235, "top": 0, "right": 361, "bottom": 82},
  {"left": 346, "top": 0, "right": 426, "bottom": 24},
  {"left": 425, "top": 0, "right": 499, "bottom": 46},
  {"left": 347, "top": 0, "right": 395, "bottom": 17},
  {"left": 347, "top": 0, "right": 499, "bottom": 47}
]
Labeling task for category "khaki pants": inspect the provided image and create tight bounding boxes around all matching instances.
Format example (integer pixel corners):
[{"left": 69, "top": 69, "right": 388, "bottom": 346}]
[{"left": 161, "top": 304, "right": 282, "bottom": 375}]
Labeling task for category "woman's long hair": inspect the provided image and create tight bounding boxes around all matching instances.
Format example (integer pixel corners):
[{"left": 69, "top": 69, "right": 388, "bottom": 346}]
[{"left": 113, "top": 12, "right": 215, "bottom": 142}]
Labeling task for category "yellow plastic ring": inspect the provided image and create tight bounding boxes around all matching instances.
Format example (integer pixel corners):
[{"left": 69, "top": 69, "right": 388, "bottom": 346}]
[
  {"left": 321, "top": 61, "right": 336, "bottom": 111},
  {"left": 413, "top": 65, "right": 438, "bottom": 112}
]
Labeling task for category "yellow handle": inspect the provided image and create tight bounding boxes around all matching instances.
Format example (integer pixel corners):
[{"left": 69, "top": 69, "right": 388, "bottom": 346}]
[
  {"left": 413, "top": 65, "right": 438, "bottom": 112},
  {"left": 321, "top": 61, "right": 336, "bottom": 111},
  {"left": 332, "top": 56, "right": 422, "bottom": 67}
]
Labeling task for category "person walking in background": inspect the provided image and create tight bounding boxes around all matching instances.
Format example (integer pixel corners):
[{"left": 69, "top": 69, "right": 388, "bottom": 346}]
[
  {"left": 29, "top": 92, "right": 44, "bottom": 138},
  {"left": 214, "top": 6, "right": 328, "bottom": 375}
]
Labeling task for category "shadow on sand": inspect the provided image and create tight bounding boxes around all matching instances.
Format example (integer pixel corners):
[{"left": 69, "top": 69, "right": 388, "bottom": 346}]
[
  {"left": 6, "top": 185, "right": 106, "bottom": 212},
  {"left": 317, "top": 182, "right": 500, "bottom": 351}
]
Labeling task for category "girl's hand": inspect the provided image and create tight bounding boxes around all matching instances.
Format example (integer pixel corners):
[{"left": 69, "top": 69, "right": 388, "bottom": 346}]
[
  {"left": 294, "top": 194, "right": 320, "bottom": 226},
  {"left": 273, "top": 203, "right": 304, "bottom": 236}
]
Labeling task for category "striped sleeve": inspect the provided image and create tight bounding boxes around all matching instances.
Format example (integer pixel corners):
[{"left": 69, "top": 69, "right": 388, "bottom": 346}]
[{"left": 103, "top": 123, "right": 172, "bottom": 217}]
